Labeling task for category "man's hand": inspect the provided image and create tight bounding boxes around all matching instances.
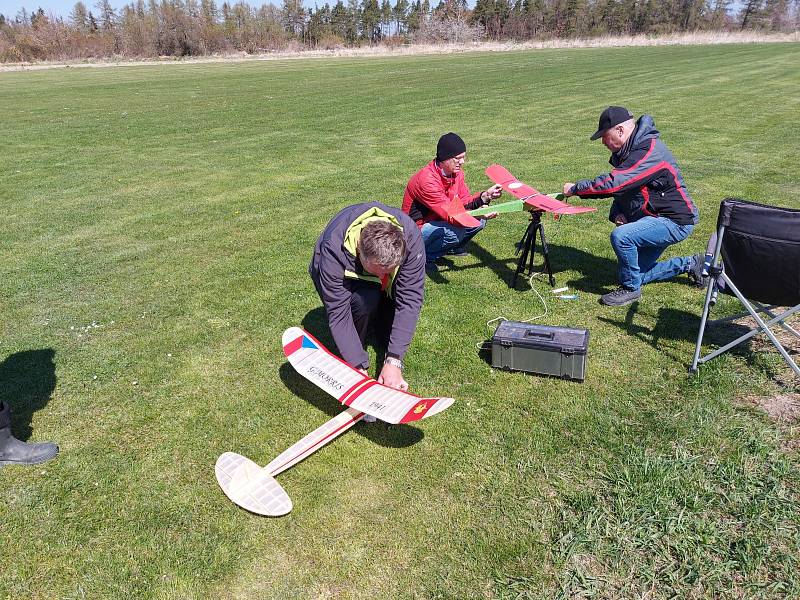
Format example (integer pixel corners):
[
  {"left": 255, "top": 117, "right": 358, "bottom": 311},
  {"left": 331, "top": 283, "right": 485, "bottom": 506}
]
[
  {"left": 481, "top": 184, "right": 503, "bottom": 204},
  {"left": 562, "top": 183, "right": 575, "bottom": 196},
  {"left": 378, "top": 363, "right": 408, "bottom": 391}
]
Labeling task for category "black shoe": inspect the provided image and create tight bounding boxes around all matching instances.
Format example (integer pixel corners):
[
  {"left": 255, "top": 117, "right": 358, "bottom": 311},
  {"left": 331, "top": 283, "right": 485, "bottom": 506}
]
[
  {"left": 0, "top": 402, "right": 58, "bottom": 467},
  {"left": 687, "top": 254, "right": 709, "bottom": 289},
  {"left": 0, "top": 435, "right": 59, "bottom": 467},
  {"left": 600, "top": 286, "right": 641, "bottom": 306},
  {"left": 446, "top": 248, "right": 469, "bottom": 257}
]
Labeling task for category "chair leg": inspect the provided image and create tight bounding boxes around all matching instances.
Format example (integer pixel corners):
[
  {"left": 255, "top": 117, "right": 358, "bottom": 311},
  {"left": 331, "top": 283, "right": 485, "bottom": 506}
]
[
  {"left": 691, "top": 274, "right": 718, "bottom": 374},
  {"left": 718, "top": 278, "right": 800, "bottom": 378},
  {"left": 754, "top": 302, "right": 800, "bottom": 338},
  {"left": 691, "top": 227, "right": 725, "bottom": 375}
]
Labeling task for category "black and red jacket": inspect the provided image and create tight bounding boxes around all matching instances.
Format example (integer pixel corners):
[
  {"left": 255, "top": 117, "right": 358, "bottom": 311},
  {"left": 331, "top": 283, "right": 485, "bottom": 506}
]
[{"left": 570, "top": 115, "right": 698, "bottom": 226}]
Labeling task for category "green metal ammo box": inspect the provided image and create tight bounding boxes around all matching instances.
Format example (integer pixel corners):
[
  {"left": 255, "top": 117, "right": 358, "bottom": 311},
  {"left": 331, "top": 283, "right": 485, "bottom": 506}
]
[{"left": 491, "top": 321, "right": 589, "bottom": 381}]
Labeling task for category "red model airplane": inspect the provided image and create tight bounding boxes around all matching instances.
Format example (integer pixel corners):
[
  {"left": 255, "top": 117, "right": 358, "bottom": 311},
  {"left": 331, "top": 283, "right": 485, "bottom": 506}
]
[
  {"left": 485, "top": 164, "right": 596, "bottom": 216},
  {"left": 443, "top": 165, "right": 596, "bottom": 227}
]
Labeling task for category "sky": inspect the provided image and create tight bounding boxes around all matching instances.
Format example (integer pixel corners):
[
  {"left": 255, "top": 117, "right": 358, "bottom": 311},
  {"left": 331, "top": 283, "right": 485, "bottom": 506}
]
[{"left": 1, "top": 0, "right": 746, "bottom": 22}]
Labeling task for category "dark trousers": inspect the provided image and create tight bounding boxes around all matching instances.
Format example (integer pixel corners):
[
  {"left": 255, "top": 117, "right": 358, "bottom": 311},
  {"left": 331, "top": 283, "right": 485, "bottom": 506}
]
[{"left": 350, "top": 281, "right": 395, "bottom": 350}]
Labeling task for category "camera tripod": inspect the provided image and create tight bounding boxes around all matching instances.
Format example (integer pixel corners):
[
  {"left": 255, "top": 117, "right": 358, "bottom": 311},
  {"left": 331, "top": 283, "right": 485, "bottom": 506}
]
[{"left": 511, "top": 210, "right": 555, "bottom": 288}]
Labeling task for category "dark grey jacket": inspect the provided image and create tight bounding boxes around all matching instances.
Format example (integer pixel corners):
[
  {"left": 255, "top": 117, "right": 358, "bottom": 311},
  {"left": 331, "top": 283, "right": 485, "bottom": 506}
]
[
  {"left": 309, "top": 202, "right": 425, "bottom": 369},
  {"left": 571, "top": 115, "right": 699, "bottom": 226}
]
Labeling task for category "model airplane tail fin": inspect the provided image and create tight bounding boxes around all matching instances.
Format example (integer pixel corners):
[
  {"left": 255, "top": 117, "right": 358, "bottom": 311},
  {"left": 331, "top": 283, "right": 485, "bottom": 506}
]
[{"left": 448, "top": 195, "right": 481, "bottom": 228}]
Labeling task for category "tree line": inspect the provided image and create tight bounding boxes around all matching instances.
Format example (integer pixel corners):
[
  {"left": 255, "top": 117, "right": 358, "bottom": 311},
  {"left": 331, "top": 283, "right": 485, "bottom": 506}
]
[{"left": 1, "top": 0, "right": 798, "bottom": 62}]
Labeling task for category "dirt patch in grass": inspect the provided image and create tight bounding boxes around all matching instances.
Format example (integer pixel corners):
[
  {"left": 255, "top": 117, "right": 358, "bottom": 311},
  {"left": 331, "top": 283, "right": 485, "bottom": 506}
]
[
  {"left": 741, "top": 317, "right": 800, "bottom": 355},
  {"left": 783, "top": 439, "right": 800, "bottom": 453},
  {"left": 744, "top": 393, "right": 800, "bottom": 424}
]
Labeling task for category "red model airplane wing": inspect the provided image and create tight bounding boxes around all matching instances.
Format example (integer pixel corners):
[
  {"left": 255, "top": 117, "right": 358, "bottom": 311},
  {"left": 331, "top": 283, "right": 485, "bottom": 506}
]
[{"left": 485, "top": 164, "right": 596, "bottom": 215}]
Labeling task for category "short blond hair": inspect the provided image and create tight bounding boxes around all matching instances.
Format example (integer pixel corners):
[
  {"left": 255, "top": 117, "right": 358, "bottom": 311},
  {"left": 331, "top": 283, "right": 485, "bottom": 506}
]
[{"left": 358, "top": 221, "right": 405, "bottom": 269}]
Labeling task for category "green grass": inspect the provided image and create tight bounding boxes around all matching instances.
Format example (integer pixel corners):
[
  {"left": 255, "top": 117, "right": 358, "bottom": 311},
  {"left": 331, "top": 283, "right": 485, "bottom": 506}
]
[{"left": 1, "top": 43, "right": 799, "bottom": 599}]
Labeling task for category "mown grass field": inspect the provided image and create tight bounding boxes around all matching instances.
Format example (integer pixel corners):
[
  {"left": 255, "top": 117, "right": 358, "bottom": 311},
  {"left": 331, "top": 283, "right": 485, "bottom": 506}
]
[{"left": 1, "top": 43, "right": 799, "bottom": 599}]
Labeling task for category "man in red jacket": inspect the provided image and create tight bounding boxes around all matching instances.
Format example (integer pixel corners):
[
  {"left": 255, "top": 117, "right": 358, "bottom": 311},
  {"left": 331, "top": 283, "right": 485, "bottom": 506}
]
[{"left": 402, "top": 133, "right": 502, "bottom": 273}]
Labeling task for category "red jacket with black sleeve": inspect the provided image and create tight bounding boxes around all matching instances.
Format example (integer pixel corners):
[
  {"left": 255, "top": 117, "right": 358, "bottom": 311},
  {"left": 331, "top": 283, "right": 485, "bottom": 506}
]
[{"left": 402, "top": 159, "right": 484, "bottom": 227}]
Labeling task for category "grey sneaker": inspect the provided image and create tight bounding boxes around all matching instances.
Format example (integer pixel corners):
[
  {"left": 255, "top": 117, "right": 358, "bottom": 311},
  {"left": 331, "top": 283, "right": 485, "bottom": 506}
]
[
  {"left": 600, "top": 286, "right": 641, "bottom": 306},
  {"left": 687, "top": 254, "right": 709, "bottom": 289}
]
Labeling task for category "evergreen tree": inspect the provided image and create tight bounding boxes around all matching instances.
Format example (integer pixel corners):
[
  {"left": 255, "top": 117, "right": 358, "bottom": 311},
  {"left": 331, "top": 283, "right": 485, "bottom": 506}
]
[
  {"left": 95, "top": 0, "right": 116, "bottom": 30},
  {"left": 740, "top": 0, "right": 763, "bottom": 28},
  {"left": 201, "top": 0, "right": 217, "bottom": 23},
  {"left": 30, "top": 7, "right": 48, "bottom": 29},
  {"left": 330, "top": 0, "right": 350, "bottom": 37},
  {"left": 346, "top": 0, "right": 360, "bottom": 39},
  {"left": 361, "top": 0, "right": 380, "bottom": 40},
  {"left": 406, "top": 0, "right": 420, "bottom": 30},
  {"left": 16, "top": 7, "right": 30, "bottom": 25},
  {"left": 392, "top": 0, "right": 408, "bottom": 34},
  {"left": 70, "top": 1, "right": 89, "bottom": 29},
  {"left": 380, "top": 0, "right": 391, "bottom": 35},
  {"left": 282, "top": 0, "right": 305, "bottom": 36}
]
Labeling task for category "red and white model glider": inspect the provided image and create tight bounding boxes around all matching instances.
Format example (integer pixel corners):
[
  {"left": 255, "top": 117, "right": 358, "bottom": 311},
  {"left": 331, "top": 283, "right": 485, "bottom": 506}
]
[
  {"left": 485, "top": 164, "right": 596, "bottom": 216},
  {"left": 215, "top": 327, "right": 454, "bottom": 516}
]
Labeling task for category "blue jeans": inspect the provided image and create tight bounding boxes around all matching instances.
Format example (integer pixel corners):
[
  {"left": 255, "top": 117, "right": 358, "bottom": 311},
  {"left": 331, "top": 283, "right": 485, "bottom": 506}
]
[
  {"left": 421, "top": 220, "right": 485, "bottom": 263},
  {"left": 610, "top": 216, "right": 694, "bottom": 290}
]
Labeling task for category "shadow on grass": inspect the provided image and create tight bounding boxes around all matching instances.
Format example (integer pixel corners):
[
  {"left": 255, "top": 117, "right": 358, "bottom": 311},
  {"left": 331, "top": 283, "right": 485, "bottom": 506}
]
[
  {"left": 0, "top": 349, "right": 56, "bottom": 442},
  {"left": 427, "top": 240, "right": 619, "bottom": 293},
  {"left": 598, "top": 304, "right": 755, "bottom": 366}
]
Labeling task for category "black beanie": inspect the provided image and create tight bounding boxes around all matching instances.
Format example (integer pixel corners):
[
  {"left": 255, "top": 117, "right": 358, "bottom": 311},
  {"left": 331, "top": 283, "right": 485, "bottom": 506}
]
[{"left": 436, "top": 132, "right": 467, "bottom": 162}]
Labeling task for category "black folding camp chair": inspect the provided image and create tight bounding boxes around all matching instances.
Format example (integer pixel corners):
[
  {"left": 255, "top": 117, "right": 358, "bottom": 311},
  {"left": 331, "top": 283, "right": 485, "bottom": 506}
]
[{"left": 690, "top": 198, "right": 800, "bottom": 377}]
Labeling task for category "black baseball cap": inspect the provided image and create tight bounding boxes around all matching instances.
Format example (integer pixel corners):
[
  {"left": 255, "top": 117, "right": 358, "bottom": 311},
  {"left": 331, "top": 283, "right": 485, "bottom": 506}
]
[{"left": 590, "top": 106, "right": 634, "bottom": 140}]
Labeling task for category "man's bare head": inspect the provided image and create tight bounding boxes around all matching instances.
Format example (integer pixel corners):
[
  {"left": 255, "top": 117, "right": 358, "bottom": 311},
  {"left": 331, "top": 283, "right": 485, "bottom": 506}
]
[{"left": 358, "top": 220, "right": 405, "bottom": 278}]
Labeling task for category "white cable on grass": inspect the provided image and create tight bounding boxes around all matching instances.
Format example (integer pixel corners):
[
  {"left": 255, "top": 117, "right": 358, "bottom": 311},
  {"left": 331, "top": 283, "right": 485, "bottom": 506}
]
[
  {"left": 476, "top": 275, "right": 549, "bottom": 350},
  {"left": 476, "top": 214, "right": 561, "bottom": 351}
]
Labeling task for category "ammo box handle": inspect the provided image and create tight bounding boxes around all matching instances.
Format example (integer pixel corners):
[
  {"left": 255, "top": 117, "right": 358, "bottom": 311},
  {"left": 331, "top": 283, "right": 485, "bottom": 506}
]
[{"left": 524, "top": 330, "right": 554, "bottom": 339}]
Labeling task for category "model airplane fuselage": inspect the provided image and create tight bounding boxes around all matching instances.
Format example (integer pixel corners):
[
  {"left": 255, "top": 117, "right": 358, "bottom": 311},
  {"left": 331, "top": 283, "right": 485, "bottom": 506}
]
[{"left": 215, "top": 327, "right": 454, "bottom": 516}]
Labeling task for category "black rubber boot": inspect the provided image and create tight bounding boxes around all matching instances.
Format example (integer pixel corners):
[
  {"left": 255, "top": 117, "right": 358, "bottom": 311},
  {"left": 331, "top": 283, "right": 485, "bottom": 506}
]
[{"left": 0, "top": 401, "right": 58, "bottom": 467}]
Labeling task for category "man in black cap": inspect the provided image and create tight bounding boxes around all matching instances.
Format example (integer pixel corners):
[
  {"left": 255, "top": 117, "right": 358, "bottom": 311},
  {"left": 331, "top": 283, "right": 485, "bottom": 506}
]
[
  {"left": 402, "top": 133, "right": 502, "bottom": 273},
  {"left": 563, "top": 106, "right": 706, "bottom": 306}
]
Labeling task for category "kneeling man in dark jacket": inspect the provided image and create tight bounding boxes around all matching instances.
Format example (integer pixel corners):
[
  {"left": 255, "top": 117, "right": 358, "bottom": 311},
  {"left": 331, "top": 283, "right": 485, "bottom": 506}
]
[
  {"left": 563, "top": 106, "right": 706, "bottom": 306},
  {"left": 310, "top": 202, "right": 425, "bottom": 393}
]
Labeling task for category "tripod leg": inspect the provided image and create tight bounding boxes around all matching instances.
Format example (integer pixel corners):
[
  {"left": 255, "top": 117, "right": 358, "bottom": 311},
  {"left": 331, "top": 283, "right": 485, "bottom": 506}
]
[
  {"left": 528, "top": 228, "right": 537, "bottom": 277},
  {"left": 537, "top": 222, "right": 556, "bottom": 286},
  {"left": 512, "top": 222, "right": 535, "bottom": 288}
]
